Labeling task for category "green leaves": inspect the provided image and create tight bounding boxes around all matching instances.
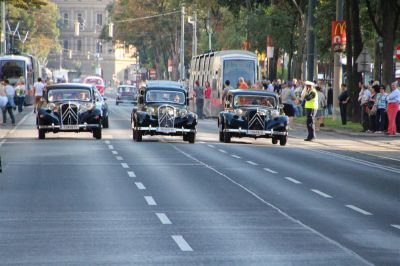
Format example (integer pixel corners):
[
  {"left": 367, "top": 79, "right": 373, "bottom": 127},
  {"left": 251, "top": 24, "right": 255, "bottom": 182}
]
[{"left": 8, "top": 0, "right": 47, "bottom": 10}]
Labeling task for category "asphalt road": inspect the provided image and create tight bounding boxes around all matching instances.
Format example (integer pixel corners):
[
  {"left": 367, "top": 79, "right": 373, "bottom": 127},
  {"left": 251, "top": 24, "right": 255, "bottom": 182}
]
[{"left": 0, "top": 99, "right": 399, "bottom": 265}]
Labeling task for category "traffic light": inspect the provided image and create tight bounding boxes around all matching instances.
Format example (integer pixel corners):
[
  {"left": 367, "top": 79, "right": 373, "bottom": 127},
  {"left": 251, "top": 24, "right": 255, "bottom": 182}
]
[
  {"left": 74, "top": 20, "right": 80, "bottom": 36},
  {"left": 108, "top": 23, "right": 113, "bottom": 38}
]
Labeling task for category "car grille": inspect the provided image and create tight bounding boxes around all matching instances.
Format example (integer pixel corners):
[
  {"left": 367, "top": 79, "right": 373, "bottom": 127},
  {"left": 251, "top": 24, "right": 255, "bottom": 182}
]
[
  {"left": 60, "top": 103, "right": 79, "bottom": 126},
  {"left": 247, "top": 110, "right": 265, "bottom": 130},
  {"left": 158, "top": 105, "right": 176, "bottom": 128}
]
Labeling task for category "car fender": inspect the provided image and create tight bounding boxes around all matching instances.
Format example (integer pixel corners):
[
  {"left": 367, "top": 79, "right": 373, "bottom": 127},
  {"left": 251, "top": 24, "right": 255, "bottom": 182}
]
[{"left": 266, "top": 115, "right": 288, "bottom": 130}]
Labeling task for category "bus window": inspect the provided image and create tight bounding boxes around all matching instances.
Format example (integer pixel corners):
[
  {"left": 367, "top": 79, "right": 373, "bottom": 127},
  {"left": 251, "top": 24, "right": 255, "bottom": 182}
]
[
  {"left": 223, "top": 60, "right": 255, "bottom": 88},
  {"left": 0, "top": 60, "right": 25, "bottom": 85}
]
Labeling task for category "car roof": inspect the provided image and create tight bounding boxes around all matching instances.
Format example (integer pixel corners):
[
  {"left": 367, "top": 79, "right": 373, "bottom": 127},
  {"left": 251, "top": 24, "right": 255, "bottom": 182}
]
[
  {"left": 46, "top": 83, "right": 94, "bottom": 90},
  {"left": 145, "top": 80, "right": 185, "bottom": 90},
  {"left": 228, "top": 89, "right": 277, "bottom": 97}
]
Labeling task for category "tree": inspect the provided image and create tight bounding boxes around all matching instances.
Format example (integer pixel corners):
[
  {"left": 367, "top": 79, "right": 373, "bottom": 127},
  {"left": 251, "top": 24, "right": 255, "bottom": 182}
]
[{"left": 7, "top": 0, "right": 47, "bottom": 9}]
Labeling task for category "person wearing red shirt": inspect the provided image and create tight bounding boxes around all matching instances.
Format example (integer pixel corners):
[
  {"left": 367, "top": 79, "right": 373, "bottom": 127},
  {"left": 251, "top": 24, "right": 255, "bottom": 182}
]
[
  {"left": 238, "top": 77, "right": 249, "bottom": 89},
  {"left": 204, "top": 81, "right": 212, "bottom": 118}
]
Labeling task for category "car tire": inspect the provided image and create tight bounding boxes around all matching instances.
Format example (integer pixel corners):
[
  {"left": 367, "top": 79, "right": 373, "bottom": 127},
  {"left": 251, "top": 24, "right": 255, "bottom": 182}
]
[
  {"left": 135, "top": 129, "right": 142, "bottom": 142},
  {"left": 272, "top": 137, "right": 278, "bottom": 145},
  {"left": 116, "top": 101, "right": 119, "bottom": 106},
  {"left": 102, "top": 116, "right": 109, "bottom": 128},
  {"left": 93, "top": 127, "right": 102, "bottom": 139},
  {"left": 188, "top": 132, "right": 196, "bottom": 144},
  {"left": 279, "top": 135, "right": 287, "bottom": 146},
  {"left": 183, "top": 134, "right": 188, "bottom": 141},
  {"left": 218, "top": 120, "right": 224, "bottom": 142},
  {"left": 223, "top": 131, "right": 231, "bottom": 143},
  {"left": 38, "top": 129, "right": 45, "bottom": 139}
]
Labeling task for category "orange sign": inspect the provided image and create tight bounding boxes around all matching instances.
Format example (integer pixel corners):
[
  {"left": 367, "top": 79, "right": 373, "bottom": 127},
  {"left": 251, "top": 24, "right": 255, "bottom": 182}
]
[{"left": 332, "top": 21, "right": 346, "bottom": 52}]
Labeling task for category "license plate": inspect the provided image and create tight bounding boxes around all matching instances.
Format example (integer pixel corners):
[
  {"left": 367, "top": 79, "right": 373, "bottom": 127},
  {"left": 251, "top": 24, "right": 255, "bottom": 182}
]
[
  {"left": 248, "top": 130, "right": 264, "bottom": 136},
  {"left": 158, "top": 127, "right": 176, "bottom": 133},
  {"left": 61, "top": 125, "right": 79, "bottom": 130}
]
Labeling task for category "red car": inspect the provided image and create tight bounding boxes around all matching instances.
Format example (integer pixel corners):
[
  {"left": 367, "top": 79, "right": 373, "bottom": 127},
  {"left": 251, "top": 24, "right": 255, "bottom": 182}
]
[{"left": 83, "top": 76, "right": 105, "bottom": 95}]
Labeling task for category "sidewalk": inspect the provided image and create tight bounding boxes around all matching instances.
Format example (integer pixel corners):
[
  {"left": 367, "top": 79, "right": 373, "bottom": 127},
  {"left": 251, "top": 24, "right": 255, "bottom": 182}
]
[{"left": 0, "top": 106, "right": 33, "bottom": 139}]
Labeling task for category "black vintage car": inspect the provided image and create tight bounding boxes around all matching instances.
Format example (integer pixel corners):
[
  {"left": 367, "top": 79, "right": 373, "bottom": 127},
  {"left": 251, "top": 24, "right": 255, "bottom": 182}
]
[
  {"left": 218, "top": 89, "right": 289, "bottom": 145},
  {"left": 131, "top": 80, "right": 197, "bottom": 143},
  {"left": 37, "top": 83, "right": 104, "bottom": 139}
]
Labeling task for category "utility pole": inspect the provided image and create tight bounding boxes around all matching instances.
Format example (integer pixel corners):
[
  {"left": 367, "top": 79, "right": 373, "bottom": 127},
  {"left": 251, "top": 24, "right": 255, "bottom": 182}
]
[
  {"left": 306, "top": 0, "right": 316, "bottom": 81},
  {"left": 207, "top": 8, "right": 211, "bottom": 51},
  {"left": 1, "top": 0, "right": 6, "bottom": 54},
  {"left": 180, "top": 3, "right": 185, "bottom": 80},
  {"left": 332, "top": 0, "right": 343, "bottom": 120}
]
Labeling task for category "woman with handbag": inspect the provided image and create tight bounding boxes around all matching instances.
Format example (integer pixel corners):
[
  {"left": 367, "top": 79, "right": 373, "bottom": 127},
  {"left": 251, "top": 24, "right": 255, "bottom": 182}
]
[
  {"left": 375, "top": 85, "right": 388, "bottom": 133},
  {"left": 367, "top": 85, "right": 379, "bottom": 132}
]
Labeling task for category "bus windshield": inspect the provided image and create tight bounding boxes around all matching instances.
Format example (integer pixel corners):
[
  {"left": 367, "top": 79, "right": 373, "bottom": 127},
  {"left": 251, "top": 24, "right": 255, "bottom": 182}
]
[
  {"left": 223, "top": 60, "right": 255, "bottom": 88},
  {"left": 0, "top": 60, "right": 25, "bottom": 85}
]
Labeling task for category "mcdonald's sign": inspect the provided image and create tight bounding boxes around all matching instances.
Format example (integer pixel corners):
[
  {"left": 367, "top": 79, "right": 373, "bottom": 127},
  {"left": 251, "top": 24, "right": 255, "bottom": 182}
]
[{"left": 331, "top": 21, "right": 346, "bottom": 52}]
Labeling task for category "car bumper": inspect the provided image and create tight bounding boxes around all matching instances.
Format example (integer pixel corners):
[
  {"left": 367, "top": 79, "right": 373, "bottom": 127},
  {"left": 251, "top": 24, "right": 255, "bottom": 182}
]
[
  {"left": 137, "top": 126, "right": 196, "bottom": 133},
  {"left": 38, "top": 123, "right": 101, "bottom": 131},
  {"left": 224, "top": 128, "right": 287, "bottom": 136}
]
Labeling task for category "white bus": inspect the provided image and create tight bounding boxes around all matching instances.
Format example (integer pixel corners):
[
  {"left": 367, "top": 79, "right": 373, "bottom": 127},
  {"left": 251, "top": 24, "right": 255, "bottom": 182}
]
[
  {"left": 0, "top": 54, "right": 41, "bottom": 105},
  {"left": 189, "top": 50, "right": 259, "bottom": 116}
]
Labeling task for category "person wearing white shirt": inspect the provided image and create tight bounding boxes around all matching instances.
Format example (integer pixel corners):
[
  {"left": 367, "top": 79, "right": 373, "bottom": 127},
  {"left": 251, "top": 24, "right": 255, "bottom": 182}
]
[
  {"left": 2, "top": 79, "right": 15, "bottom": 125},
  {"left": 386, "top": 82, "right": 400, "bottom": 135},
  {"left": 33, "top": 77, "right": 45, "bottom": 113},
  {"left": 358, "top": 82, "right": 371, "bottom": 132}
]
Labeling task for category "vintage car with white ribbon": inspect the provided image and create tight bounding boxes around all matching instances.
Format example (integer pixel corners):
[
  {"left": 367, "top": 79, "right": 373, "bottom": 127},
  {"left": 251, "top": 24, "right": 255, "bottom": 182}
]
[
  {"left": 37, "top": 83, "right": 104, "bottom": 139},
  {"left": 218, "top": 89, "right": 288, "bottom": 145},
  {"left": 131, "top": 80, "right": 197, "bottom": 143}
]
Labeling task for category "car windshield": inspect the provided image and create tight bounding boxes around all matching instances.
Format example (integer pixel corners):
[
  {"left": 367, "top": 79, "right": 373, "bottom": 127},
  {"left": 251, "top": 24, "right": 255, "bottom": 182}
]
[
  {"left": 47, "top": 88, "right": 92, "bottom": 102},
  {"left": 118, "top": 86, "right": 137, "bottom": 93},
  {"left": 146, "top": 90, "right": 185, "bottom": 104},
  {"left": 84, "top": 78, "right": 103, "bottom": 85},
  {"left": 234, "top": 95, "right": 276, "bottom": 108}
]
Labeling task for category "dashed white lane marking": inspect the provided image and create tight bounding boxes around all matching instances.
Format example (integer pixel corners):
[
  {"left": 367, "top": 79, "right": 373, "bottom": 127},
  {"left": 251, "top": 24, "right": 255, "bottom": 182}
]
[
  {"left": 156, "top": 213, "right": 172, "bottom": 224},
  {"left": 0, "top": 139, "right": 6, "bottom": 147},
  {"left": 9, "top": 111, "right": 31, "bottom": 135},
  {"left": 116, "top": 156, "right": 123, "bottom": 161},
  {"left": 108, "top": 145, "right": 114, "bottom": 150},
  {"left": 218, "top": 149, "right": 227, "bottom": 153},
  {"left": 208, "top": 144, "right": 215, "bottom": 148},
  {"left": 231, "top": 155, "right": 241, "bottom": 159},
  {"left": 105, "top": 140, "right": 110, "bottom": 144},
  {"left": 284, "top": 177, "right": 302, "bottom": 184},
  {"left": 198, "top": 141, "right": 206, "bottom": 144},
  {"left": 127, "top": 171, "right": 136, "bottom": 177},
  {"left": 246, "top": 160, "right": 258, "bottom": 166},
  {"left": 144, "top": 196, "right": 157, "bottom": 206},
  {"left": 112, "top": 151, "right": 118, "bottom": 155},
  {"left": 391, "top": 224, "right": 400, "bottom": 230},
  {"left": 264, "top": 168, "right": 278, "bottom": 174},
  {"left": 121, "top": 163, "right": 129, "bottom": 169},
  {"left": 345, "top": 205, "right": 373, "bottom": 215},
  {"left": 135, "top": 182, "right": 146, "bottom": 190},
  {"left": 311, "top": 189, "right": 333, "bottom": 198},
  {"left": 171, "top": 235, "right": 193, "bottom": 252}
]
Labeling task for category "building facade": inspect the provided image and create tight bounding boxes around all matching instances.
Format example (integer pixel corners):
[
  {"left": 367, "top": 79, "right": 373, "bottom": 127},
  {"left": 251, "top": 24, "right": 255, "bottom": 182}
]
[{"left": 48, "top": 0, "right": 138, "bottom": 84}]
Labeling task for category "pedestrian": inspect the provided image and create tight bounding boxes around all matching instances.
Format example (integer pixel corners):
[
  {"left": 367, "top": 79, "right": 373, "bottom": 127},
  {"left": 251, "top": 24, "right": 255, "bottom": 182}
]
[
  {"left": 358, "top": 82, "right": 371, "bottom": 132},
  {"left": 280, "top": 83, "right": 296, "bottom": 129},
  {"left": 2, "top": 80, "right": 16, "bottom": 126},
  {"left": 386, "top": 82, "right": 400, "bottom": 135},
  {"left": 375, "top": 85, "right": 388, "bottom": 133},
  {"left": 315, "top": 86, "right": 326, "bottom": 131},
  {"left": 193, "top": 80, "right": 204, "bottom": 119},
  {"left": 302, "top": 81, "right": 318, "bottom": 141},
  {"left": 327, "top": 82, "right": 333, "bottom": 116},
  {"left": 204, "top": 81, "right": 212, "bottom": 118},
  {"left": 15, "top": 80, "right": 26, "bottom": 113},
  {"left": 222, "top": 80, "right": 233, "bottom": 102},
  {"left": 238, "top": 77, "right": 249, "bottom": 89},
  {"left": 338, "top": 83, "right": 350, "bottom": 125},
  {"left": 367, "top": 85, "right": 379, "bottom": 132},
  {"left": 33, "top": 77, "right": 45, "bottom": 113}
]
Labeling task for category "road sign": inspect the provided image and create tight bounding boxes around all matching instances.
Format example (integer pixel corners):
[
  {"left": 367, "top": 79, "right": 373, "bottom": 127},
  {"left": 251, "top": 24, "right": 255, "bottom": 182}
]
[
  {"left": 396, "top": 44, "right": 400, "bottom": 60},
  {"left": 356, "top": 47, "right": 372, "bottom": 73}
]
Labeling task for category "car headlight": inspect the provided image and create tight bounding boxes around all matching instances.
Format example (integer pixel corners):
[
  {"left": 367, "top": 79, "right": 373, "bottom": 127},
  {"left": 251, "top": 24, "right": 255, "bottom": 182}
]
[
  {"left": 79, "top": 103, "right": 95, "bottom": 112},
  {"left": 147, "top": 107, "right": 155, "bottom": 115},
  {"left": 179, "top": 108, "right": 188, "bottom": 117},
  {"left": 257, "top": 109, "right": 267, "bottom": 116},
  {"left": 47, "top": 103, "right": 56, "bottom": 110},
  {"left": 234, "top": 109, "right": 243, "bottom": 116},
  {"left": 271, "top": 110, "right": 280, "bottom": 117}
]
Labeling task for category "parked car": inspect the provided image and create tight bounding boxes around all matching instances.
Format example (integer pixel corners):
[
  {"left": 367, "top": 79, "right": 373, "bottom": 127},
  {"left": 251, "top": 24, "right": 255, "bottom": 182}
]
[
  {"left": 83, "top": 76, "right": 105, "bottom": 95},
  {"left": 36, "top": 83, "right": 103, "bottom": 139},
  {"left": 218, "top": 89, "right": 289, "bottom": 145},
  {"left": 131, "top": 80, "right": 197, "bottom": 143},
  {"left": 116, "top": 85, "right": 138, "bottom": 105}
]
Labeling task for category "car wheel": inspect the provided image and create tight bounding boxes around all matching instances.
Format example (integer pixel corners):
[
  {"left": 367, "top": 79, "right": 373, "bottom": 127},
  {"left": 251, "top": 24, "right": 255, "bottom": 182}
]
[
  {"left": 135, "top": 129, "right": 142, "bottom": 142},
  {"left": 279, "top": 135, "right": 287, "bottom": 146},
  {"left": 272, "top": 137, "right": 278, "bottom": 145},
  {"left": 188, "top": 132, "right": 196, "bottom": 144},
  {"left": 38, "top": 129, "right": 45, "bottom": 139},
  {"left": 93, "top": 127, "right": 102, "bottom": 139},
  {"left": 116, "top": 101, "right": 119, "bottom": 106},
  {"left": 183, "top": 134, "right": 188, "bottom": 141},
  {"left": 102, "top": 116, "right": 109, "bottom": 128},
  {"left": 223, "top": 131, "right": 231, "bottom": 143},
  {"left": 218, "top": 120, "right": 224, "bottom": 142}
]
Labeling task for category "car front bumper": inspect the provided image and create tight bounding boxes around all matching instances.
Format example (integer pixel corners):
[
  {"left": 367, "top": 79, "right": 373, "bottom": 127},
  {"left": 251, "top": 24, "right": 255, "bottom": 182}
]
[
  {"left": 137, "top": 126, "right": 196, "bottom": 134},
  {"left": 224, "top": 128, "right": 287, "bottom": 136}
]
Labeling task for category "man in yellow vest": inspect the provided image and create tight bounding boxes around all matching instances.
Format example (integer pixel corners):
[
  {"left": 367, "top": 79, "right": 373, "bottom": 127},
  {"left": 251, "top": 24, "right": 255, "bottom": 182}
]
[{"left": 302, "top": 81, "right": 319, "bottom": 141}]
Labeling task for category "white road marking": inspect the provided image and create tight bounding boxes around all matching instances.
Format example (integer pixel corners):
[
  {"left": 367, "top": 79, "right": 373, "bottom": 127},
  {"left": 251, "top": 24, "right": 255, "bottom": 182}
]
[
  {"left": 311, "top": 189, "right": 332, "bottom": 198},
  {"left": 0, "top": 139, "right": 6, "bottom": 147},
  {"left": 116, "top": 156, "right": 123, "bottom": 161},
  {"left": 121, "top": 163, "right": 129, "bottom": 169},
  {"left": 208, "top": 144, "right": 215, "bottom": 148},
  {"left": 246, "top": 161, "right": 258, "bottom": 166},
  {"left": 108, "top": 145, "right": 114, "bottom": 150},
  {"left": 345, "top": 205, "right": 372, "bottom": 215},
  {"left": 391, "top": 224, "right": 400, "bottom": 230},
  {"left": 7, "top": 111, "right": 30, "bottom": 135},
  {"left": 156, "top": 213, "right": 172, "bottom": 224},
  {"left": 231, "top": 155, "right": 241, "bottom": 159},
  {"left": 135, "top": 182, "right": 146, "bottom": 190},
  {"left": 171, "top": 235, "right": 193, "bottom": 251},
  {"left": 218, "top": 149, "right": 227, "bottom": 153},
  {"left": 127, "top": 171, "right": 136, "bottom": 177},
  {"left": 170, "top": 144, "right": 373, "bottom": 265},
  {"left": 263, "top": 168, "right": 278, "bottom": 174},
  {"left": 105, "top": 140, "right": 110, "bottom": 144},
  {"left": 144, "top": 196, "right": 157, "bottom": 206},
  {"left": 285, "top": 177, "right": 302, "bottom": 184},
  {"left": 112, "top": 151, "right": 118, "bottom": 155},
  {"left": 198, "top": 141, "right": 206, "bottom": 144}
]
